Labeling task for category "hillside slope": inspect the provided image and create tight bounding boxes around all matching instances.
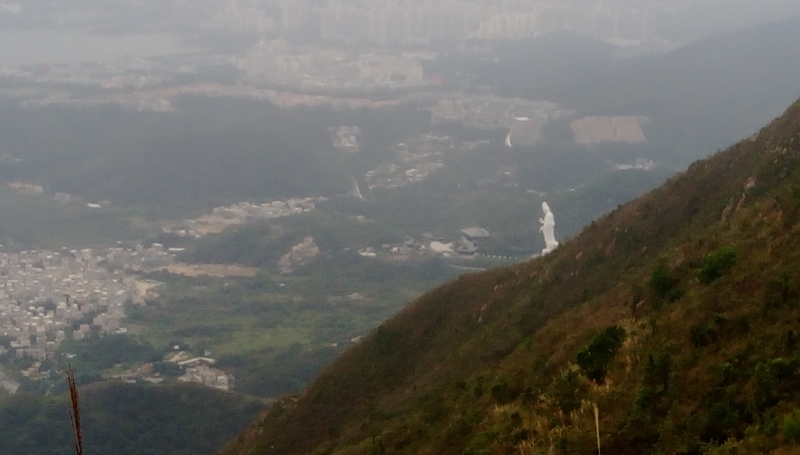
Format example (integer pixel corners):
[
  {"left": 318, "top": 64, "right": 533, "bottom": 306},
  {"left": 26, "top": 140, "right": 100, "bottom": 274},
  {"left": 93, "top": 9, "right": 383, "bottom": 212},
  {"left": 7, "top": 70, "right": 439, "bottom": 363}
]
[{"left": 220, "top": 97, "right": 800, "bottom": 455}]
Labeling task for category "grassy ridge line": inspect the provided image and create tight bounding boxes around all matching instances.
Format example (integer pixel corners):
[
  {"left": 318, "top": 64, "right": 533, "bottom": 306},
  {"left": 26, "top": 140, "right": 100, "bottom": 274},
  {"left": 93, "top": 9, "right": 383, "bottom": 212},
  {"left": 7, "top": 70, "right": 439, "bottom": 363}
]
[{"left": 217, "top": 97, "right": 800, "bottom": 455}]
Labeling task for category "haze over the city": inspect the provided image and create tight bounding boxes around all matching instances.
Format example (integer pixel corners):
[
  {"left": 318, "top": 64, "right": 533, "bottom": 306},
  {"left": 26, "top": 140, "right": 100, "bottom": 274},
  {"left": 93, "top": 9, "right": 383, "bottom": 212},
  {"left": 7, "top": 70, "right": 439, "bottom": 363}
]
[
  {"left": 2, "top": 0, "right": 800, "bottom": 64},
  {"left": 1, "top": 1, "right": 800, "bottom": 455}
]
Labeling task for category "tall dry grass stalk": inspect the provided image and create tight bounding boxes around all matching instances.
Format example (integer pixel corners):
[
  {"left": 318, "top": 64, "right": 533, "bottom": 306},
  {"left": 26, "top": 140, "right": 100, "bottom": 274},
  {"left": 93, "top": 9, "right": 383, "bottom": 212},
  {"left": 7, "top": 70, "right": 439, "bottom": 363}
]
[
  {"left": 594, "top": 404, "right": 601, "bottom": 455},
  {"left": 66, "top": 366, "right": 84, "bottom": 455}
]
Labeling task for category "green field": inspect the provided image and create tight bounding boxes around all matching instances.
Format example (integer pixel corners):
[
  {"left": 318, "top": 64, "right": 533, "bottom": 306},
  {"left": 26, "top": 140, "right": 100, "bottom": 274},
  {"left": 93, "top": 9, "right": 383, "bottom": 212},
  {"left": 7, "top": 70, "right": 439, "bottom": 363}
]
[
  {"left": 125, "top": 254, "right": 462, "bottom": 397},
  {"left": 0, "top": 188, "right": 159, "bottom": 248}
]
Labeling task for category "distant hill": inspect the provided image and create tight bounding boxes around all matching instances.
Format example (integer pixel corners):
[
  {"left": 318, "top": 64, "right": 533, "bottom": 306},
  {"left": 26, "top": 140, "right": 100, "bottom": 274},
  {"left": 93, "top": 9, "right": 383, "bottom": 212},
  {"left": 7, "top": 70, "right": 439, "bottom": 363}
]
[
  {"left": 218, "top": 96, "right": 800, "bottom": 455},
  {"left": 481, "top": 16, "right": 800, "bottom": 166},
  {"left": 564, "top": 15, "right": 800, "bottom": 165},
  {"left": 0, "top": 382, "right": 263, "bottom": 455}
]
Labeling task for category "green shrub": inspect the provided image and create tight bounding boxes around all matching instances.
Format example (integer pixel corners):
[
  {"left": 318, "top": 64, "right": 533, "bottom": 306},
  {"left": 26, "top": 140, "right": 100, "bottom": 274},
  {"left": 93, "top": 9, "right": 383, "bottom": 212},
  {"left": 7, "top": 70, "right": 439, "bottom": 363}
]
[
  {"left": 490, "top": 382, "right": 520, "bottom": 405},
  {"left": 787, "top": 330, "right": 797, "bottom": 350},
  {"left": 699, "top": 246, "right": 737, "bottom": 284},
  {"left": 650, "top": 261, "right": 676, "bottom": 298},
  {"left": 702, "top": 401, "right": 743, "bottom": 442},
  {"left": 576, "top": 325, "right": 627, "bottom": 383},
  {"left": 764, "top": 271, "right": 798, "bottom": 309},
  {"left": 781, "top": 409, "right": 800, "bottom": 443},
  {"left": 689, "top": 324, "right": 716, "bottom": 348},
  {"left": 752, "top": 357, "right": 800, "bottom": 410},
  {"left": 635, "top": 353, "right": 671, "bottom": 410},
  {"left": 463, "top": 429, "right": 498, "bottom": 455},
  {"left": 552, "top": 371, "right": 586, "bottom": 413},
  {"left": 635, "top": 386, "right": 656, "bottom": 409},
  {"left": 644, "top": 353, "right": 671, "bottom": 392}
]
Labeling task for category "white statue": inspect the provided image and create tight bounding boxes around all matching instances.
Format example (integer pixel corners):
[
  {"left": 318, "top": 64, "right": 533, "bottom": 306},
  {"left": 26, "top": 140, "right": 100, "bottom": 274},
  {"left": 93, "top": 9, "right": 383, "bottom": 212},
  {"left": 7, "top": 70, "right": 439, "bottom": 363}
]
[{"left": 539, "top": 202, "right": 559, "bottom": 255}]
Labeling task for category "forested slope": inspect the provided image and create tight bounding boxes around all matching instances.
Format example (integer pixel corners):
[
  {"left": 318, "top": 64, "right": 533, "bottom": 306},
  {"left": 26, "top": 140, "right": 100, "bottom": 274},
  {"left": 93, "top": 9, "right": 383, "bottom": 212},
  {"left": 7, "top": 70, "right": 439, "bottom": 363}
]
[
  {"left": 0, "top": 382, "right": 263, "bottom": 455},
  {"left": 219, "top": 97, "right": 800, "bottom": 455}
]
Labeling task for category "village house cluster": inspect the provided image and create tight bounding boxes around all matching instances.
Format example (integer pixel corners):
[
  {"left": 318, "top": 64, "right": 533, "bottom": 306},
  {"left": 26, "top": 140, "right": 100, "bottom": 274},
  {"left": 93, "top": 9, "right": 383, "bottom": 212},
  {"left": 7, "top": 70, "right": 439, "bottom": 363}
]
[
  {"left": 0, "top": 244, "right": 173, "bottom": 362},
  {"left": 428, "top": 94, "right": 566, "bottom": 139},
  {"left": 165, "top": 197, "right": 325, "bottom": 237},
  {"left": 277, "top": 236, "right": 320, "bottom": 274},
  {"left": 109, "top": 354, "right": 235, "bottom": 391},
  {"left": 359, "top": 226, "right": 498, "bottom": 259},
  {"left": 176, "top": 357, "right": 234, "bottom": 391},
  {"left": 239, "top": 40, "right": 429, "bottom": 91},
  {"left": 364, "top": 134, "right": 454, "bottom": 190},
  {"left": 330, "top": 126, "right": 363, "bottom": 155},
  {"left": 0, "top": 244, "right": 245, "bottom": 393},
  {"left": 570, "top": 116, "right": 650, "bottom": 145},
  {"left": 0, "top": 49, "right": 231, "bottom": 94}
]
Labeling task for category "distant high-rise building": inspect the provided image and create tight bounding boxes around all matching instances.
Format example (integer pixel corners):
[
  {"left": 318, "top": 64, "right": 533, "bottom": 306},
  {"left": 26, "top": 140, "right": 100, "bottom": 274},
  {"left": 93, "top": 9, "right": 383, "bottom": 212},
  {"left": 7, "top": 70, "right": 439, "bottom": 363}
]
[
  {"left": 281, "top": 0, "right": 309, "bottom": 31},
  {"left": 318, "top": 1, "right": 480, "bottom": 45}
]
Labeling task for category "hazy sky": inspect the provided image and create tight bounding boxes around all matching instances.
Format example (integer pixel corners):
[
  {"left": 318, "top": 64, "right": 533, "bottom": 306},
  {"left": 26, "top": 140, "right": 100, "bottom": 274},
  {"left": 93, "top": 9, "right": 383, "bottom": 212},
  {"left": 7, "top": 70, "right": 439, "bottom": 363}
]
[
  {"left": 0, "top": 31, "right": 194, "bottom": 66},
  {"left": 2, "top": 0, "right": 800, "bottom": 65}
]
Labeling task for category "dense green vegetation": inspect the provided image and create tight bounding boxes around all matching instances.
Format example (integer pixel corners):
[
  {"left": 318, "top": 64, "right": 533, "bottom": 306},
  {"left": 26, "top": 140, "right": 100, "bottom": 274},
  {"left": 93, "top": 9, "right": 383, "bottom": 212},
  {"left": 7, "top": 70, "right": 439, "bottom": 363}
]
[
  {"left": 0, "top": 382, "right": 263, "bottom": 455},
  {"left": 187, "top": 211, "right": 405, "bottom": 268},
  {"left": 128, "top": 254, "right": 460, "bottom": 397},
  {"left": 0, "top": 97, "right": 353, "bottom": 216},
  {"left": 184, "top": 164, "right": 671, "bottom": 263},
  {"left": 1, "top": 335, "right": 165, "bottom": 394},
  {"left": 0, "top": 93, "right": 673, "bottom": 252},
  {"left": 575, "top": 325, "right": 626, "bottom": 383},
  {"left": 344, "top": 157, "right": 672, "bottom": 252},
  {"left": 0, "top": 95, "right": 441, "bottom": 218},
  {"left": 0, "top": 187, "right": 155, "bottom": 248},
  {"left": 218, "top": 98, "right": 800, "bottom": 455},
  {"left": 58, "top": 335, "right": 162, "bottom": 373}
]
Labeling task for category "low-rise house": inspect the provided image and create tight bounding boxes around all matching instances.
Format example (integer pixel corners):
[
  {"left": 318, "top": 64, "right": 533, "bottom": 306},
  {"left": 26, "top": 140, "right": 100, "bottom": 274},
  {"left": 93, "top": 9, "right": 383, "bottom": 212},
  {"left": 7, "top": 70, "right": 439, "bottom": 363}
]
[
  {"left": 460, "top": 226, "right": 490, "bottom": 240},
  {"left": 177, "top": 357, "right": 216, "bottom": 368},
  {"left": 458, "top": 237, "right": 479, "bottom": 257},
  {"left": 178, "top": 364, "right": 234, "bottom": 391}
]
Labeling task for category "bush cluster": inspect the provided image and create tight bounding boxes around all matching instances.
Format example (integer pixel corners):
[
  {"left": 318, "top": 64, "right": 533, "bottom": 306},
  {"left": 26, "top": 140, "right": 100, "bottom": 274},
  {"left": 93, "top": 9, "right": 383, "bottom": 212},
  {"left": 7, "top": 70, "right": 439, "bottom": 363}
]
[
  {"left": 576, "top": 325, "right": 627, "bottom": 383},
  {"left": 699, "top": 246, "right": 737, "bottom": 284}
]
